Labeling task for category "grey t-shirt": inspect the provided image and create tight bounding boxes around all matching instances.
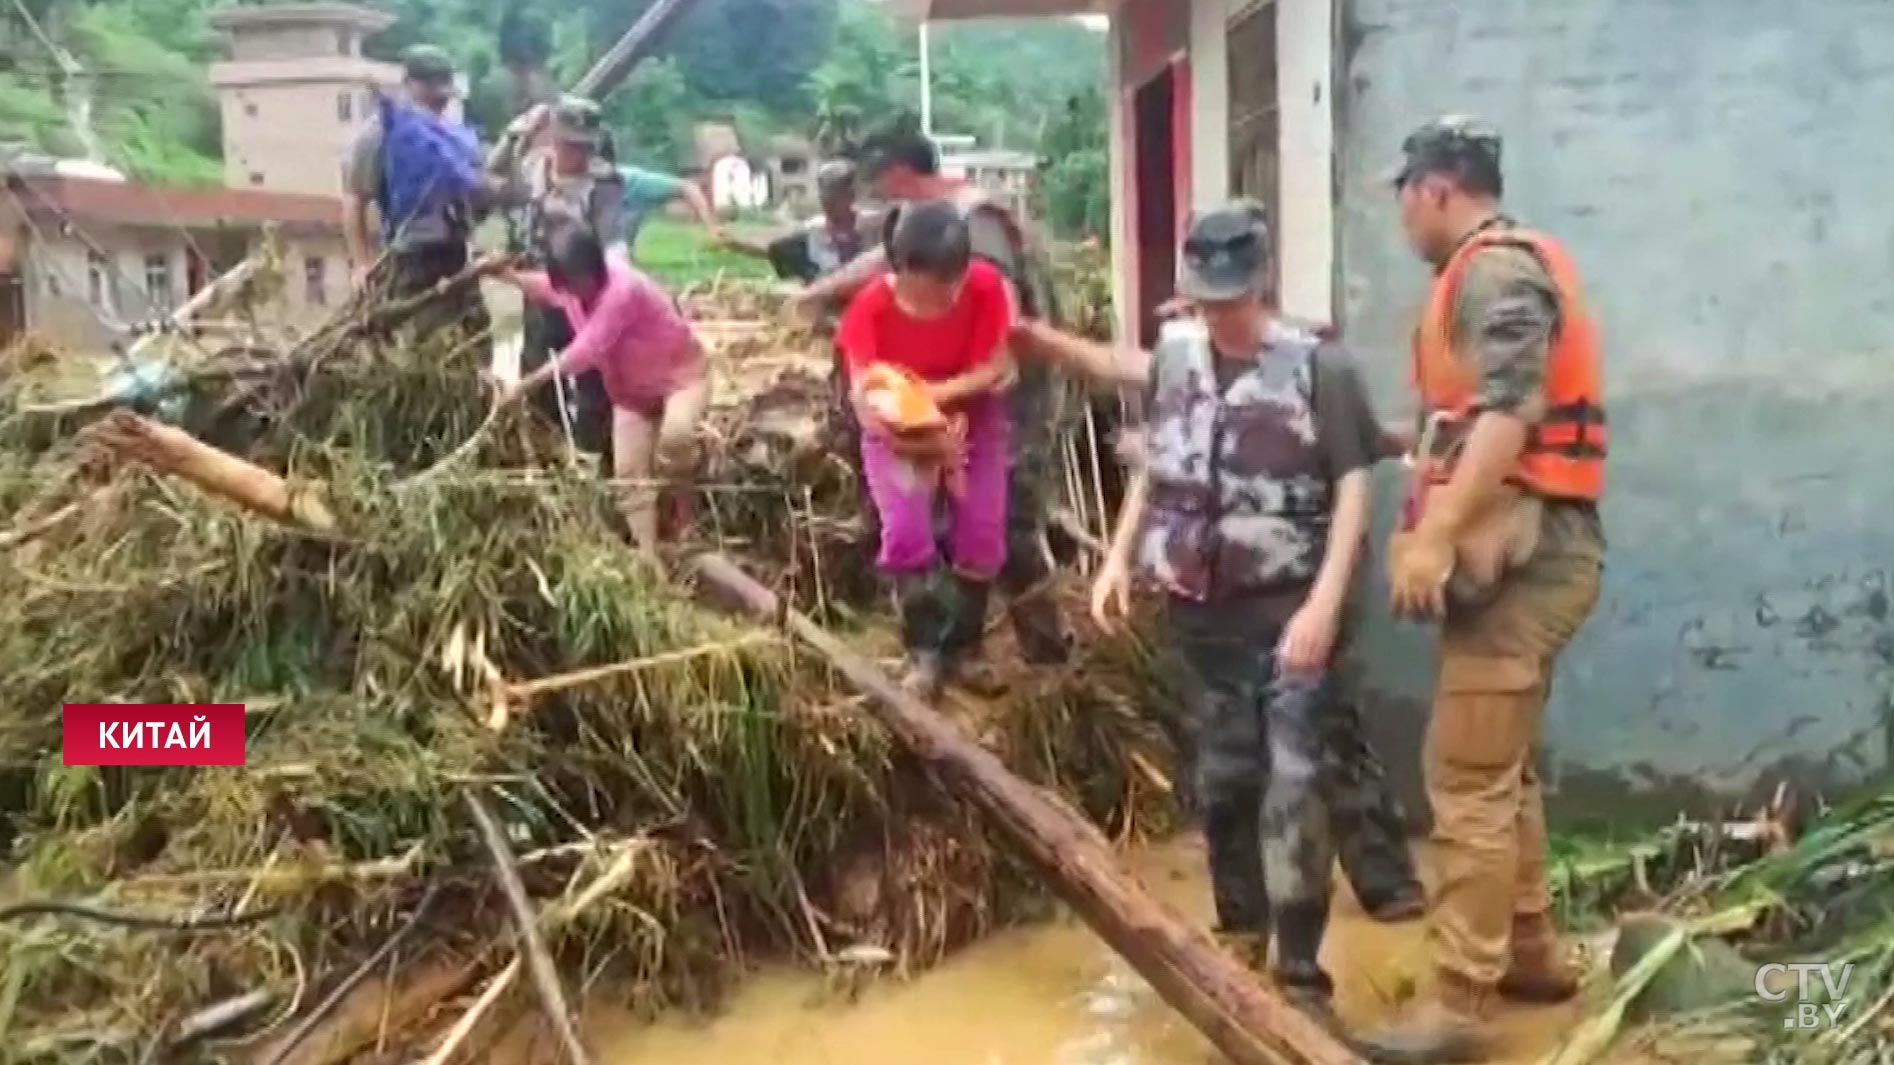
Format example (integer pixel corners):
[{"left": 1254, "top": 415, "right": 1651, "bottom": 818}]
[{"left": 343, "top": 119, "right": 459, "bottom": 250}]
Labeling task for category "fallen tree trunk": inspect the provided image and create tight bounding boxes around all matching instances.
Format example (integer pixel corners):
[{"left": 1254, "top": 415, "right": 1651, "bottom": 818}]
[
  {"left": 90, "top": 412, "right": 336, "bottom": 532},
  {"left": 688, "top": 553, "right": 1363, "bottom": 1065}
]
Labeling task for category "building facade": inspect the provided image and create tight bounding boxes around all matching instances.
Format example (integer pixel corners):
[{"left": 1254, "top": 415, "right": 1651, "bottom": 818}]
[
  {"left": 208, "top": 3, "right": 402, "bottom": 198},
  {"left": 1, "top": 168, "right": 350, "bottom": 353},
  {"left": 906, "top": 0, "right": 1894, "bottom": 820}
]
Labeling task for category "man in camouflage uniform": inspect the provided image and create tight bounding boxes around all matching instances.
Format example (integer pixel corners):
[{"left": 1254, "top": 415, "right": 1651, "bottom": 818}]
[
  {"left": 792, "top": 120, "right": 1073, "bottom": 675},
  {"left": 1017, "top": 216, "right": 1424, "bottom": 928},
  {"left": 1027, "top": 202, "right": 1406, "bottom": 1019},
  {"left": 1360, "top": 118, "right": 1607, "bottom": 1063},
  {"left": 487, "top": 96, "right": 631, "bottom": 463}
]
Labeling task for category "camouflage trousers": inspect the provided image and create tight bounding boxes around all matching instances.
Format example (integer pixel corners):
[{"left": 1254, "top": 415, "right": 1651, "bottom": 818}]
[
  {"left": 1166, "top": 593, "right": 1420, "bottom": 991},
  {"left": 992, "top": 363, "right": 1071, "bottom": 665}
]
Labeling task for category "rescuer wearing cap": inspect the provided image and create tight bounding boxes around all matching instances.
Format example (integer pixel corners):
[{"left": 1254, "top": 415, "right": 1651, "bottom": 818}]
[
  {"left": 490, "top": 95, "right": 726, "bottom": 470},
  {"left": 1357, "top": 116, "right": 1608, "bottom": 1063},
  {"left": 341, "top": 44, "right": 488, "bottom": 333},
  {"left": 1058, "top": 200, "right": 1394, "bottom": 1023}
]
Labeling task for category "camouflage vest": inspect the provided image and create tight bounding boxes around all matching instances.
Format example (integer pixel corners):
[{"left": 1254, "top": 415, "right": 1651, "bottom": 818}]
[{"left": 1139, "top": 322, "right": 1330, "bottom": 601}]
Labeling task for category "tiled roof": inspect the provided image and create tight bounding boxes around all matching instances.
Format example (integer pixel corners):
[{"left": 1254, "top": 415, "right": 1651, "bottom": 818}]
[{"left": 8, "top": 175, "right": 342, "bottom": 233}]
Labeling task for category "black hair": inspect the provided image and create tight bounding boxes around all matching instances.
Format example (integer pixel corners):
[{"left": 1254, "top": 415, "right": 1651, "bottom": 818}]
[
  {"left": 860, "top": 115, "right": 940, "bottom": 179},
  {"left": 887, "top": 200, "right": 971, "bottom": 281},
  {"left": 544, "top": 223, "right": 607, "bottom": 291}
]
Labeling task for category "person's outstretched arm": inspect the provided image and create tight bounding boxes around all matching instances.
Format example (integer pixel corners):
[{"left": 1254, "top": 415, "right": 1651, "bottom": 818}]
[
  {"left": 1011, "top": 318, "right": 1151, "bottom": 390},
  {"left": 791, "top": 245, "right": 890, "bottom": 313}
]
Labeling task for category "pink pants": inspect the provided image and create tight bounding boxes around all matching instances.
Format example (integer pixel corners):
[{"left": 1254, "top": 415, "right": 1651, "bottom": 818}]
[{"left": 860, "top": 394, "right": 1009, "bottom": 580}]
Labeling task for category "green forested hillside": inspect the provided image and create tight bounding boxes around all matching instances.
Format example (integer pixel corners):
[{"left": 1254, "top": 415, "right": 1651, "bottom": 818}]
[{"left": 1, "top": 0, "right": 1106, "bottom": 199}]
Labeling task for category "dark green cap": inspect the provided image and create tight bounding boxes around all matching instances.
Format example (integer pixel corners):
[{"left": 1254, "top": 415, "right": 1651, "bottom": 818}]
[
  {"left": 1386, "top": 114, "right": 1502, "bottom": 189},
  {"left": 401, "top": 45, "right": 456, "bottom": 86},
  {"left": 1177, "top": 200, "right": 1270, "bottom": 302},
  {"left": 550, "top": 95, "right": 604, "bottom": 147}
]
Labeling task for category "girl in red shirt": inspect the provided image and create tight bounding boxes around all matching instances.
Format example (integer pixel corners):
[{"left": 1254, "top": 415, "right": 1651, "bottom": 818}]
[{"left": 836, "top": 201, "right": 1015, "bottom": 699}]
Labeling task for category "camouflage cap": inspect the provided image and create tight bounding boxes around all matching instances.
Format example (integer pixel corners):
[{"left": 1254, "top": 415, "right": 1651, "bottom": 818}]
[
  {"left": 815, "top": 160, "right": 858, "bottom": 203},
  {"left": 550, "top": 95, "right": 604, "bottom": 148},
  {"left": 1177, "top": 200, "right": 1270, "bottom": 302},
  {"left": 1386, "top": 114, "right": 1502, "bottom": 189},
  {"left": 401, "top": 45, "right": 456, "bottom": 86}
]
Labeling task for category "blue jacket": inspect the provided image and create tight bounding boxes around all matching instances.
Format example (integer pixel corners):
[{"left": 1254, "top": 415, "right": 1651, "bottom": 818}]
[{"left": 375, "top": 93, "right": 483, "bottom": 241}]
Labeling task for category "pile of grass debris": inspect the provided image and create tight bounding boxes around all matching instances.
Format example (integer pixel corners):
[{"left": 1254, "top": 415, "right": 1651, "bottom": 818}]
[
  {"left": 0, "top": 263, "right": 1168, "bottom": 1064},
  {"left": 1544, "top": 786, "right": 1894, "bottom": 1064}
]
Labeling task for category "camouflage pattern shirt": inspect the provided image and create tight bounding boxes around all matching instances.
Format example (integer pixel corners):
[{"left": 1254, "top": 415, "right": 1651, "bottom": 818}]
[
  {"left": 1442, "top": 219, "right": 1606, "bottom": 554},
  {"left": 1140, "top": 321, "right": 1381, "bottom": 601}
]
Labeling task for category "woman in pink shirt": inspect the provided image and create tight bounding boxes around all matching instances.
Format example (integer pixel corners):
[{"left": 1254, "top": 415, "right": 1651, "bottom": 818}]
[{"left": 487, "top": 226, "right": 711, "bottom": 550}]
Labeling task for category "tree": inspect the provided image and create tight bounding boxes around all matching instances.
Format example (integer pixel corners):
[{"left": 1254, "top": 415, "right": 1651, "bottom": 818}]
[
  {"left": 606, "top": 56, "right": 691, "bottom": 169},
  {"left": 802, "top": 0, "right": 912, "bottom": 154},
  {"left": 1039, "top": 90, "right": 1108, "bottom": 240}
]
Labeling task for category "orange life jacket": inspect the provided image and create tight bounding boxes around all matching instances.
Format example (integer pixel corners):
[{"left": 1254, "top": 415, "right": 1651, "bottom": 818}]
[{"left": 1412, "top": 227, "right": 1606, "bottom": 501}]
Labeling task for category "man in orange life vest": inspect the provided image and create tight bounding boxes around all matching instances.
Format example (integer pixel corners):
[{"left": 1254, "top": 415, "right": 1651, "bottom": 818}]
[{"left": 1359, "top": 117, "right": 1607, "bottom": 1063}]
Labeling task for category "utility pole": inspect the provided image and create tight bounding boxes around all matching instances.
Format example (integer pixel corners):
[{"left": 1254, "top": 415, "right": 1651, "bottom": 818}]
[{"left": 918, "top": 20, "right": 933, "bottom": 137}]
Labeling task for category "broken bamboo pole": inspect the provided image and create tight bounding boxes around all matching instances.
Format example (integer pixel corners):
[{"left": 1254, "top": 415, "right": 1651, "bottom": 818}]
[
  {"left": 462, "top": 790, "right": 593, "bottom": 1065},
  {"left": 688, "top": 552, "right": 1363, "bottom": 1065},
  {"left": 90, "top": 412, "right": 336, "bottom": 532}
]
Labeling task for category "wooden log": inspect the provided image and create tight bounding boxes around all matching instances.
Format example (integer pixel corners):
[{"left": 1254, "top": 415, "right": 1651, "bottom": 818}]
[
  {"left": 90, "top": 412, "right": 336, "bottom": 532},
  {"left": 572, "top": 0, "right": 703, "bottom": 101},
  {"left": 688, "top": 553, "right": 1363, "bottom": 1065},
  {"left": 462, "top": 791, "right": 594, "bottom": 1065}
]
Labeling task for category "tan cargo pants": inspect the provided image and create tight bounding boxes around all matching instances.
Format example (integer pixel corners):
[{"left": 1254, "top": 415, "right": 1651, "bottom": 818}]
[{"left": 1425, "top": 505, "right": 1603, "bottom": 987}]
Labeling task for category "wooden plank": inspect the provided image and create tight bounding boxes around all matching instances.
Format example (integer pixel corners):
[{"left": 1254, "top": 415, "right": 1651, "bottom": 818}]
[{"left": 688, "top": 552, "right": 1364, "bottom": 1065}]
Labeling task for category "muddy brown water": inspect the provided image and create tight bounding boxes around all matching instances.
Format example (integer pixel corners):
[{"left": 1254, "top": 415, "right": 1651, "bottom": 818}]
[{"left": 499, "top": 838, "right": 1609, "bottom": 1065}]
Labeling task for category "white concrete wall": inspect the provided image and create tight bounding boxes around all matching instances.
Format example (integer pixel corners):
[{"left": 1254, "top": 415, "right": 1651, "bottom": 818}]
[
  {"left": 1106, "top": 15, "right": 1134, "bottom": 344},
  {"left": 1274, "top": 0, "right": 1335, "bottom": 324},
  {"left": 1187, "top": 0, "right": 1232, "bottom": 209},
  {"left": 1118, "top": 0, "right": 1336, "bottom": 325},
  {"left": 214, "top": 58, "right": 400, "bottom": 197}
]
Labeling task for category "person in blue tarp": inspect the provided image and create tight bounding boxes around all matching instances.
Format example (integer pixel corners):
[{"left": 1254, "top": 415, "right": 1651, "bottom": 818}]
[{"left": 341, "top": 46, "right": 490, "bottom": 334}]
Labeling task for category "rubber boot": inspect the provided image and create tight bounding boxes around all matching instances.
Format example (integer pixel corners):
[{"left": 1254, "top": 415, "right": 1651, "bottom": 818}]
[
  {"left": 896, "top": 573, "right": 950, "bottom": 702},
  {"left": 1355, "top": 970, "right": 1492, "bottom": 1064},
  {"left": 942, "top": 575, "right": 1006, "bottom": 697},
  {"left": 1498, "top": 912, "right": 1582, "bottom": 1003}
]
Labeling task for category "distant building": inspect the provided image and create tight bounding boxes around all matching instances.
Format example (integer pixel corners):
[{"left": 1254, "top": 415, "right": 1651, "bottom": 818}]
[
  {"left": 940, "top": 148, "right": 1039, "bottom": 212},
  {"left": 766, "top": 135, "right": 818, "bottom": 214},
  {"left": 1, "top": 157, "right": 348, "bottom": 353},
  {"left": 208, "top": 3, "right": 402, "bottom": 198}
]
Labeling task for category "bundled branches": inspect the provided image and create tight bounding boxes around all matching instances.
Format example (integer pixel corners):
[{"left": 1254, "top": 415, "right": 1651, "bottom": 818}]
[{"left": 0, "top": 266, "right": 1168, "bottom": 1062}]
